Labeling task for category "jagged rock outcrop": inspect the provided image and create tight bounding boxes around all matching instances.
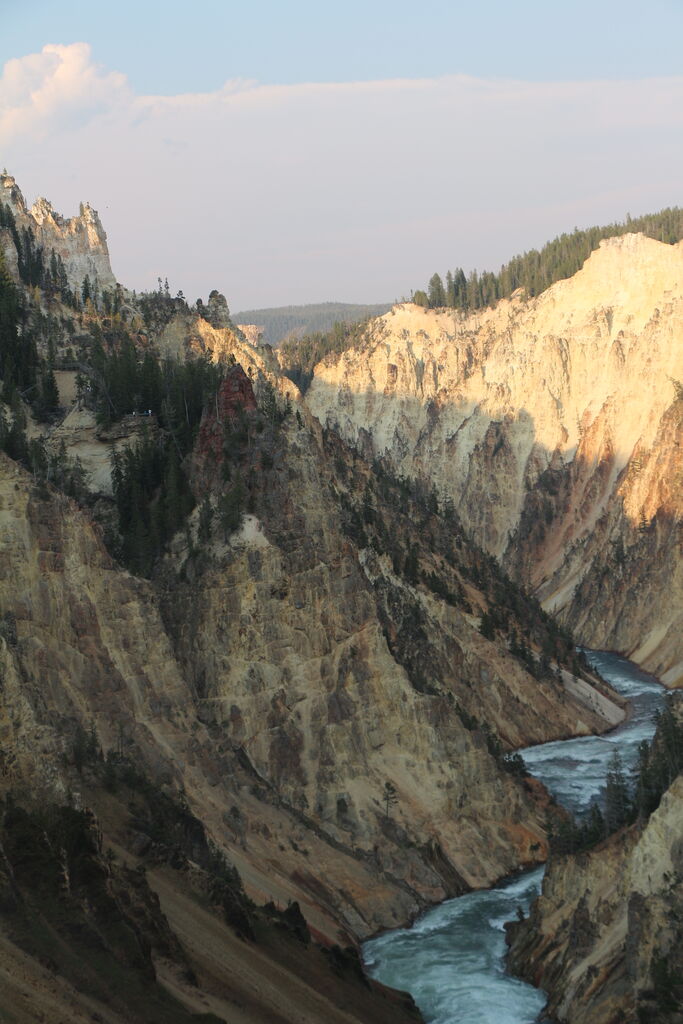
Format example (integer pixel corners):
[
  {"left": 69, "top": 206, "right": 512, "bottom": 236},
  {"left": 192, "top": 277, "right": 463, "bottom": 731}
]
[
  {"left": 155, "top": 308, "right": 298, "bottom": 398},
  {"left": 0, "top": 172, "right": 117, "bottom": 293},
  {"left": 305, "top": 234, "right": 683, "bottom": 683},
  {"left": 507, "top": 774, "right": 683, "bottom": 1023}
]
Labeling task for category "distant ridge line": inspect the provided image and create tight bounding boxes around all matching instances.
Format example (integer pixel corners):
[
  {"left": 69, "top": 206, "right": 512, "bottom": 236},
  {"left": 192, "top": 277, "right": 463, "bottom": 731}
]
[{"left": 233, "top": 300, "right": 393, "bottom": 346}]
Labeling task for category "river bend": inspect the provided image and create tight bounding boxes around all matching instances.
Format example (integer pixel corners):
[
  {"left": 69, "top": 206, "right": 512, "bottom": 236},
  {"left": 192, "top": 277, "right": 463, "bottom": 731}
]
[{"left": 362, "top": 652, "right": 666, "bottom": 1024}]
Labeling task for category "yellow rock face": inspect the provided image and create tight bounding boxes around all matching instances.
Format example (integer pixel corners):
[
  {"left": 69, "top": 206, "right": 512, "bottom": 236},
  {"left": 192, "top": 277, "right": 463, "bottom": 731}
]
[{"left": 306, "top": 234, "right": 683, "bottom": 683}]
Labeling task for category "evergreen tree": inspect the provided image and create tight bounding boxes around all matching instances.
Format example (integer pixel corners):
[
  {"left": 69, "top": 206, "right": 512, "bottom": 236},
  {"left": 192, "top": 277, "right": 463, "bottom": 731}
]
[
  {"left": 427, "top": 273, "right": 446, "bottom": 308},
  {"left": 36, "top": 367, "right": 60, "bottom": 420},
  {"left": 604, "top": 749, "right": 631, "bottom": 833},
  {"left": 219, "top": 479, "right": 244, "bottom": 540},
  {"left": 383, "top": 781, "right": 398, "bottom": 819},
  {"left": 198, "top": 497, "right": 213, "bottom": 542}
]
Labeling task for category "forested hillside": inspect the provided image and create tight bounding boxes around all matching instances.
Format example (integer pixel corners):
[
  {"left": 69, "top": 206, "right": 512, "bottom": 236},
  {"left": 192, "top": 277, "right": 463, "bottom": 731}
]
[
  {"left": 414, "top": 207, "right": 683, "bottom": 310},
  {"left": 233, "top": 300, "right": 392, "bottom": 345}
]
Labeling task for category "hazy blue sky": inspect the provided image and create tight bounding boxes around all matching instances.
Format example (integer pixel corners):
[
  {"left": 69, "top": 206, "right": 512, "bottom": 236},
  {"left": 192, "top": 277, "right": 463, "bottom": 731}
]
[{"left": 2, "top": 2, "right": 682, "bottom": 308}]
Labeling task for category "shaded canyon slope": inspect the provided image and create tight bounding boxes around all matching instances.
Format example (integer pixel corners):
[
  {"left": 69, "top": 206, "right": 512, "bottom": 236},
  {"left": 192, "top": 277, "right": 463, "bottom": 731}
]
[
  {"left": 305, "top": 233, "right": 683, "bottom": 685},
  {"left": 0, "top": 175, "right": 670, "bottom": 1024},
  {"left": 0, "top": 368, "right": 623, "bottom": 1022},
  {"left": 507, "top": 732, "right": 683, "bottom": 1024}
]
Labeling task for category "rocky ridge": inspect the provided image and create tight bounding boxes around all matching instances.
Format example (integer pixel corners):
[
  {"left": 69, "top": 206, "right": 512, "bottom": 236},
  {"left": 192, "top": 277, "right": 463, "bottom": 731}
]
[
  {"left": 0, "top": 347, "right": 623, "bottom": 1022},
  {"left": 0, "top": 172, "right": 117, "bottom": 293}
]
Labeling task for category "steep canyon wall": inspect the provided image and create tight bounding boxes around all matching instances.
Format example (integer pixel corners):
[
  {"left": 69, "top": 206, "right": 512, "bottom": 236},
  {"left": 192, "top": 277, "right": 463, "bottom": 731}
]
[{"left": 306, "top": 234, "right": 683, "bottom": 684}]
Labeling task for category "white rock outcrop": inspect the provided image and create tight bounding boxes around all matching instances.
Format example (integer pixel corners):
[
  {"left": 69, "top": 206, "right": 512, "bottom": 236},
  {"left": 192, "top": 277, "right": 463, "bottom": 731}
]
[{"left": 0, "top": 172, "right": 116, "bottom": 293}]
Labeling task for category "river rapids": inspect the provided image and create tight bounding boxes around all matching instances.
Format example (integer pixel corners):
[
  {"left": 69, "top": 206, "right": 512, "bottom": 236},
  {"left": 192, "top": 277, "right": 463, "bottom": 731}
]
[{"left": 362, "top": 651, "right": 666, "bottom": 1024}]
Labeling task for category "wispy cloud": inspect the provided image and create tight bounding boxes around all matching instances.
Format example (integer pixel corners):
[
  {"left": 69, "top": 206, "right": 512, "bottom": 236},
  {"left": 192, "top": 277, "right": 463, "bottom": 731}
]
[{"left": 3, "top": 43, "right": 682, "bottom": 308}]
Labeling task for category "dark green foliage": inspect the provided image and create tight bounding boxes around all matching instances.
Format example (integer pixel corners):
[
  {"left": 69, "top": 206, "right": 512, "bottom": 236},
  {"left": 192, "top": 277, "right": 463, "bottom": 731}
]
[
  {"left": 383, "top": 780, "right": 398, "bottom": 819},
  {"left": 427, "top": 273, "right": 446, "bottom": 308},
  {"left": 604, "top": 749, "right": 631, "bottom": 833},
  {"left": 87, "top": 337, "right": 224, "bottom": 442},
  {"left": 97, "top": 350, "right": 227, "bottom": 575},
  {"left": 0, "top": 794, "right": 222, "bottom": 1024},
  {"left": 0, "top": 204, "right": 77, "bottom": 305},
  {"left": 328, "top": 429, "right": 583, "bottom": 682},
  {"left": 422, "top": 570, "right": 466, "bottom": 609},
  {"left": 95, "top": 754, "right": 254, "bottom": 938},
  {"left": 649, "top": 954, "right": 683, "bottom": 1014},
  {"left": 34, "top": 365, "right": 60, "bottom": 420},
  {"left": 501, "top": 752, "right": 528, "bottom": 777},
  {"left": 136, "top": 280, "right": 189, "bottom": 332},
  {"left": 0, "top": 248, "right": 39, "bottom": 399},
  {"left": 279, "top": 319, "right": 372, "bottom": 394},
  {"left": 198, "top": 497, "right": 213, "bottom": 541},
  {"left": 403, "top": 543, "right": 419, "bottom": 584},
  {"left": 479, "top": 611, "right": 496, "bottom": 639},
  {"left": 71, "top": 722, "right": 103, "bottom": 774},
  {"left": 259, "top": 378, "right": 288, "bottom": 427},
  {"left": 218, "top": 478, "right": 245, "bottom": 540},
  {"left": 455, "top": 703, "right": 528, "bottom": 775},
  {"left": 549, "top": 698, "right": 683, "bottom": 855},
  {"left": 111, "top": 430, "right": 194, "bottom": 576},
  {"left": 633, "top": 700, "right": 683, "bottom": 818},
  {"left": 0, "top": 407, "right": 88, "bottom": 500},
  {"left": 547, "top": 800, "right": 606, "bottom": 855},
  {"left": 418, "top": 207, "right": 683, "bottom": 310}
]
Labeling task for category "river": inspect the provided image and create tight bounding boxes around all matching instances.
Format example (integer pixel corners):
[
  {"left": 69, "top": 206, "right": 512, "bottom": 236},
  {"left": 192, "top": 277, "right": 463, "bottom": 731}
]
[{"left": 362, "top": 651, "right": 666, "bottom": 1024}]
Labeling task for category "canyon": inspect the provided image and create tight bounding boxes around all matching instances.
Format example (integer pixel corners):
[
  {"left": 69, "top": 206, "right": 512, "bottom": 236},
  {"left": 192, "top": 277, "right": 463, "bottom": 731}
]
[
  {"left": 0, "top": 175, "right": 681, "bottom": 1022},
  {"left": 306, "top": 233, "right": 683, "bottom": 687}
]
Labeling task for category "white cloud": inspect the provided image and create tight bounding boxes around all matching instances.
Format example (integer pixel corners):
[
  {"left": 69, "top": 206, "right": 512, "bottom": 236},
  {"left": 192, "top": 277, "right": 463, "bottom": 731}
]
[
  {"left": 3, "top": 44, "right": 683, "bottom": 308},
  {"left": 0, "top": 43, "right": 129, "bottom": 145}
]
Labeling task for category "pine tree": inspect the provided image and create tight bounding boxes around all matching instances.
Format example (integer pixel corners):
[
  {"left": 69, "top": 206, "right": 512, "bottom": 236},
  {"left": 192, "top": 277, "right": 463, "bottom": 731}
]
[
  {"left": 383, "top": 781, "right": 398, "bottom": 819},
  {"left": 198, "top": 497, "right": 213, "bottom": 542},
  {"left": 604, "top": 749, "right": 631, "bottom": 833},
  {"left": 428, "top": 273, "right": 446, "bottom": 308}
]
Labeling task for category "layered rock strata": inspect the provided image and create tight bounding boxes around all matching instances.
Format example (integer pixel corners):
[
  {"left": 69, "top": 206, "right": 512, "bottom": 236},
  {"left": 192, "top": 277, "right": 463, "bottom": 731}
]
[{"left": 306, "top": 234, "right": 683, "bottom": 682}]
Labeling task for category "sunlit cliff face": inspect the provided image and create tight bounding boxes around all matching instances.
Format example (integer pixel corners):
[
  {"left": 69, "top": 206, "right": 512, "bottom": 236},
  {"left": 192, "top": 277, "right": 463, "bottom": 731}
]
[{"left": 306, "top": 234, "right": 683, "bottom": 684}]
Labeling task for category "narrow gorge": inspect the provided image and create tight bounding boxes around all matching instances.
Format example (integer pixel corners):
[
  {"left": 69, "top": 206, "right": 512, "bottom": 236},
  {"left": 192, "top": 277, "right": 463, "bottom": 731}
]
[{"left": 0, "top": 172, "right": 681, "bottom": 1022}]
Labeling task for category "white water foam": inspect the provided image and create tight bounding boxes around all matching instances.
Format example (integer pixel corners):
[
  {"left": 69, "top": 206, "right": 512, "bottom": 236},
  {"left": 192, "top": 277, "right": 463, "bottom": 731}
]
[{"left": 363, "top": 651, "right": 666, "bottom": 1024}]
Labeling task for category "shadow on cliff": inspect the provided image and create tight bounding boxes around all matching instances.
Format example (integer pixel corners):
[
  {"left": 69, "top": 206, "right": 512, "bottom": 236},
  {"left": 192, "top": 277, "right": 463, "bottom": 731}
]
[{"left": 307, "top": 378, "right": 683, "bottom": 678}]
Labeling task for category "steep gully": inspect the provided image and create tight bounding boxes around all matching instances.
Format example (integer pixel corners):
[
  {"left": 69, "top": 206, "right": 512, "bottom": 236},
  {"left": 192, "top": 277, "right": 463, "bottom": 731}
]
[{"left": 362, "top": 651, "right": 665, "bottom": 1023}]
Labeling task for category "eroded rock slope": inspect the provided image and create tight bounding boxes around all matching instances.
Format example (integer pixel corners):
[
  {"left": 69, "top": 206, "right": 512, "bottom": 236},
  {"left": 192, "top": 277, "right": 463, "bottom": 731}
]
[{"left": 306, "top": 234, "right": 683, "bottom": 682}]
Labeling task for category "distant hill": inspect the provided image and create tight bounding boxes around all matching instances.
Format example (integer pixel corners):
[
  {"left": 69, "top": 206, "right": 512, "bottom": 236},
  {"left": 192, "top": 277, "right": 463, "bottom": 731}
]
[{"left": 232, "top": 301, "right": 393, "bottom": 346}]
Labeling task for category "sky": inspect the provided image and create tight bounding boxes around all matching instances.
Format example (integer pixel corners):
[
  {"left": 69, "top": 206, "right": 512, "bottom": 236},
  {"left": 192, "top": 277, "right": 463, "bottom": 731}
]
[{"left": 1, "top": 1, "right": 682, "bottom": 310}]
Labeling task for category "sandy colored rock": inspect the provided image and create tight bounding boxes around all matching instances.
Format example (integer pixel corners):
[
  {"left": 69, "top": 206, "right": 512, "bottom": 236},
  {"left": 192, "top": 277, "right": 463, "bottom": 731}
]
[
  {"left": 306, "top": 234, "right": 683, "bottom": 683},
  {"left": 0, "top": 172, "right": 117, "bottom": 293}
]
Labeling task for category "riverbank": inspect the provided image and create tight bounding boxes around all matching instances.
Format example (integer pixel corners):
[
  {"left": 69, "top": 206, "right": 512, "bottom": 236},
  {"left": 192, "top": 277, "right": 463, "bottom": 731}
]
[{"left": 363, "top": 651, "right": 667, "bottom": 1024}]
